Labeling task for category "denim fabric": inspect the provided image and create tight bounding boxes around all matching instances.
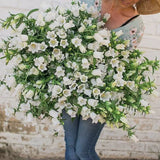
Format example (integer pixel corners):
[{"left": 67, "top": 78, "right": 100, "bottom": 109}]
[{"left": 62, "top": 109, "right": 105, "bottom": 160}]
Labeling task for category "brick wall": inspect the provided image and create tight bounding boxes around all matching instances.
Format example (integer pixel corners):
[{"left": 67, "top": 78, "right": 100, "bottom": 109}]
[{"left": 0, "top": 0, "right": 160, "bottom": 159}]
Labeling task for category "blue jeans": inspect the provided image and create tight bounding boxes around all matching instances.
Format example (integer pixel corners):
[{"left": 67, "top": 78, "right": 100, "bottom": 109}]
[{"left": 62, "top": 109, "right": 105, "bottom": 160}]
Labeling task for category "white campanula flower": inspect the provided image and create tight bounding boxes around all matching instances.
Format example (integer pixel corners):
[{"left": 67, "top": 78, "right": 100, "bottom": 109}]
[
  {"left": 91, "top": 78, "right": 96, "bottom": 86},
  {"left": 115, "top": 30, "right": 123, "bottom": 37},
  {"left": 78, "top": 25, "right": 86, "bottom": 33},
  {"left": 90, "top": 112, "right": 99, "bottom": 123},
  {"left": 84, "top": 89, "right": 92, "bottom": 97},
  {"left": 96, "top": 78, "right": 105, "bottom": 87},
  {"left": 63, "top": 89, "right": 71, "bottom": 97},
  {"left": 34, "top": 56, "right": 45, "bottom": 66},
  {"left": 52, "top": 85, "right": 62, "bottom": 98},
  {"left": 36, "top": 13, "right": 45, "bottom": 26},
  {"left": 39, "top": 42, "right": 47, "bottom": 51},
  {"left": 56, "top": 29, "right": 67, "bottom": 39},
  {"left": 52, "top": 48, "right": 62, "bottom": 57},
  {"left": 126, "top": 81, "right": 135, "bottom": 90},
  {"left": 81, "top": 58, "right": 90, "bottom": 69},
  {"left": 74, "top": 71, "right": 81, "bottom": 79},
  {"left": 63, "top": 77, "right": 72, "bottom": 85},
  {"left": 88, "top": 99, "right": 98, "bottom": 108},
  {"left": 37, "top": 63, "right": 47, "bottom": 72},
  {"left": 55, "top": 66, "right": 65, "bottom": 78},
  {"left": 47, "top": 31, "right": 57, "bottom": 39},
  {"left": 113, "top": 73, "right": 123, "bottom": 80},
  {"left": 116, "top": 44, "right": 126, "bottom": 50},
  {"left": 79, "top": 45, "right": 86, "bottom": 53},
  {"left": 98, "top": 29, "right": 110, "bottom": 39},
  {"left": 71, "top": 37, "right": 82, "bottom": 47},
  {"left": 140, "top": 99, "right": 149, "bottom": 107},
  {"left": 93, "top": 88, "right": 100, "bottom": 98},
  {"left": 49, "top": 38, "right": 58, "bottom": 48},
  {"left": 64, "top": 20, "right": 75, "bottom": 30},
  {"left": 28, "top": 66, "right": 39, "bottom": 75},
  {"left": 80, "top": 75, "right": 88, "bottom": 83},
  {"left": 80, "top": 2, "right": 88, "bottom": 11},
  {"left": 117, "top": 65, "right": 125, "bottom": 73},
  {"left": 5, "top": 76, "right": 16, "bottom": 88},
  {"left": 28, "top": 42, "right": 39, "bottom": 53},
  {"left": 92, "top": 69, "right": 102, "bottom": 76},
  {"left": 88, "top": 42, "right": 99, "bottom": 51},
  {"left": 121, "top": 50, "right": 130, "bottom": 59},
  {"left": 56, "top": 15, "right": 66, "bottom": 26},
  {"left": 103, "top": 13, "right": 111, "bottom": 21},
  {"left": 78, "top": 96, "right": 87, "bottom": 106},
  {"left": 45, "top": 11, "right": 56, "bottom": 22},
  {"left": 93, "top": 51, "right": 104, "bottom": 61},
  {"left": 100, "top": 91, "right": 111, "bottom": 102},
  {"left": 87, "top": 6, "right": 99, "bottom": 18},
  {"left": 77, "top": 84, "right": 85, "bottom": 93},
  {"left": 97, "top": 21, "right": 105, "bottom": 28},
  {"left": 24, "top": 90, "right": 34, "bottom": 99},
  {"left": 49, "top": 21, "right": 59, "bottom": 29},
  {"left": 81, "top": 106, "right": 90, "bottom": 120},
  {"left": 51, "top": 117, "right": 60, "bottom": 126},
  {"left": 105, "top": 48, "right": 119, "bottom": 57},
  {"left": 115, "top": 78, "right": 126, "bottom": 87},
  {"left": 69, "top": 82, "right": 78, "bottom": 91},
  {"left": 15, "top": 54, "right": 22, "bottom": 64},
  {"left": 49, "top": 110, "right": 59, "bottom": 118},
  {"left": 72, "top": 62, "right": 79, "bottom": 70},
  {"left": 18, "top": 64, "right": 26, "bottom": 70},
  {"left": 94, "top": 33, "right": 104, "bottom": 43},
  {"left": 60, "top": 39, "right": 68, "bottom": 48},
  {"left": 110, "top": 58, "right": 119, "bottom": 68},
  {"left": 67, "top": 109, "right": 77, "bottom": 118},
  {"left": 71, "top": 5, "right": 80, "bottom": 17}
]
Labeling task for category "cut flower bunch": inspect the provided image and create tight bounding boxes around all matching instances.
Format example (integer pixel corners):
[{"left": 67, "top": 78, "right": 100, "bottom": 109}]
[{"left": 0, "top": 0, "right": 159, "bottom": 139}]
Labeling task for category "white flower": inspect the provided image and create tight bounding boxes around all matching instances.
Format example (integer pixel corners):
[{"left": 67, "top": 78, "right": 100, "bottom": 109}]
[
  {"left": 56, "top": 29, "right": 67, "bottom": 39},
  {"left": 93, "top": 51, "right": 104, "bottom": 61},
  {"left": 92, "top": 69, "right": 102, "bottom": 76},
  {"left": 71, "top": 37, "right": 82, "bottom": 47},
  {"left": 88, "top": 99, "right": 98, "bottom": 108},
  {"left": 117, "top": 66, "right": 125, "bottom": 73},
  {"left": 81, "top": 58, "right": 90, "bottom": 69},
  {"left": 55, "top": 66, "right": 65, "bottom": 78},
  {"left": 63, "top": 77, "right": 72, "bottom": 85},
  {"left": 52, "top": 85, "right": 62, "bottom": 97},
  {"left": 71, "top": 6, "right": 80, "bottom": 17},
  {"left": 100, "top": 91, "right": 111, "bottom": 102},
  {"left": 64, "top": 20, "right": 75, "bottom": 30},
  {"left": 36, "top": 13, "right": 45, "bottom": 26},
  {"left": 5, "top": 76, "right": 16, "bottom": 88},
  {"left": 80, "top": 75, "right": 88, "bottom": 83},
  {"left": 37, "top": 63, "right": 47, "bottom": 72},
  {"left": 52, "top": 48, "right": 62, "bottom": 57},
  {"left": 24, "top": 90, "right": 34, "bottom": 99},
  {"left": 60, "top": 39, "right": 68, "bottom": 48},
  {"left": 74, "top": 71, "right": 81, "bottom": 79},
  {"left": 121, "top": 51, "right": 130, "bottom": 59},
  {"left": 28, "top": 67, "right": 39, "bottom": 75},
  {"left": 18, "top": 64, "right": 26, "bottom": 70},
  {"left": 80, "top": 2, "right": 88, "bottom": 11},
  {"left": 67, "top": 109, "right": 77, "bottom": 118},
  {"left": 78, "top": 96, "right": 87, "bottom": 106},
  {"left": 51, "top": 117, "right": 60, "bottom": 126},
  {"left": 39, "top": 42, "right": 47, "bottom": 51},
  {"left": 140, "top": 99, "right": 149, "bottom": 107},
  {"left": 78, "top": 25, "right": 86, "bottom": 33},
  {"left": 90, "top": 112, "right": 99, "bottom": 123},
  {"left": 105, "top": 48, "right": 118, "bottom": 57},
  {"left": 45, "top": 11, "right": 56, "bottom": 22},
  {"left": 94, "top": 33, "right": 104, "bottom": 43},
  {"left": 56, "top": 15, "right": 66, "bottom": 26},
  {"left": 126, "top": 81, "right": 135, "bottom": 90},
  {"left": 69, "top": 82, "right": 77, "bottom": 91},
  {"left": 28, "top": 42, "right": 39, "bottom": 53},
  {"left": 77, "top": 84, "right": 85, "bottom": 93},
  {"left": 84, "top": 89, "right": 92, "bottom": 97},
  {"left": 93, "top": 88, "right": 100, "bottom": 97},
  {"left": 103, "top": 13, "right": 111, "bottom": 21},
  {"left": 47, "top": 31, "right": 57, "bottom": 39},
  {"left": 110, "top": 58, "right": 119, "bottom": 68},
  {"left": 98, "top": 29, "right": 110, "bottom": 39},
  {"left": 96, "top": 78, "right": 105, "bottom": 87},
  {"left": 72, "top": 62, "right": 79, "bottom": 70},
  {"left": 79, "top": 45, "right": 86, "bottom": 53},
  {"left": 81, "top": 106, "right": 90, "bottom": 119},
  {"left": 88, "top": 6, "right": 99, "bottom": 18},
  {"left": 116, "top": 44, "right": 125, "bottom": 50},
  {"left": 49, "top": 110, "right": 59, "bottom": 118},
  {"left": 115, "top": 30, "right": 123, "bottom": 37},
  {"left": 49, "top": 38, "right": 58, "bottom": 48},
  {"left": 63, "top": 89, "right": 71, "bottom": 97}
]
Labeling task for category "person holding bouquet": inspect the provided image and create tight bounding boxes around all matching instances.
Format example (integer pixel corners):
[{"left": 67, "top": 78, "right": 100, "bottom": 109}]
[{"left": 62, "top": 0, "right": 160, "bottom": 160}]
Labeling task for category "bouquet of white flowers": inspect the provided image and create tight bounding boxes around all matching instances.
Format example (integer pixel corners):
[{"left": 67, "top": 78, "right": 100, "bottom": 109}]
[{"left": 0, "top": 0, "right": 159, "bottom": 138}]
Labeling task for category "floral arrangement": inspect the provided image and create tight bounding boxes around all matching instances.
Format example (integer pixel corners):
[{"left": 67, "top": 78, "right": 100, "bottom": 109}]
[{"left": 0, "top": 0, "right": 159, "bottom": 140}]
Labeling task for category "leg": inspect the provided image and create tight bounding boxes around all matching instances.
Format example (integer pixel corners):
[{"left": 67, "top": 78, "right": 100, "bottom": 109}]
[
  {"left": 62, "top": 109, "right": 80, "bottom": 160},
  {"left": 76, "top": 116, "right": 105, "bottom": 160}
]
